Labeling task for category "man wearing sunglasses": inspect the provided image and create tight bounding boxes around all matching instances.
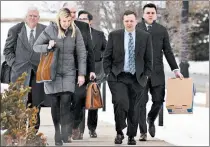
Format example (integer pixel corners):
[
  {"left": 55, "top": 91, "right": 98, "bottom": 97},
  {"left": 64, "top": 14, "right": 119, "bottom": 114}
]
[{"left": 136, "top": 3, "right": 183, "bottom": 141}]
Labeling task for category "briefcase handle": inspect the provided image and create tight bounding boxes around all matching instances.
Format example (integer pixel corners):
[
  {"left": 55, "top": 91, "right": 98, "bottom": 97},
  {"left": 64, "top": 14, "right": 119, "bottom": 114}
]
[
  {"left": 86, "top": 78, "right": 97, "bottom": 90},
  {"left": 90, "top": 76, "right": 96, "bottom": 82}
]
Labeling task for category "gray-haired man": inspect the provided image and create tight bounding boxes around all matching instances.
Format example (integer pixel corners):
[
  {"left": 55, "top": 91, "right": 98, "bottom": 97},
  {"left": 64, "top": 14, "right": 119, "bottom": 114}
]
[{"left": 3, "top": 6, "right": 47, "bottom": 132}]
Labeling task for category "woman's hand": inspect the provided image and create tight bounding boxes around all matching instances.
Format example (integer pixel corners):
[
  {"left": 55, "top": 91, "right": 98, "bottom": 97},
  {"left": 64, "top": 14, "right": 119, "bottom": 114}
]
[
  {"left": 48, "top": 40, "right": 56, "bottom": 49},
  {"left": 77, "top": 75, "right": 85, "bottom": 87}
]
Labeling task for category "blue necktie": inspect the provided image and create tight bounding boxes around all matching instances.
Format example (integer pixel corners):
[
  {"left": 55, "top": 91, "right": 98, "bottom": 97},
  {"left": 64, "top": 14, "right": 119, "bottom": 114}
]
[{"left": 128, "top": 33, "right": 135, "bottom": 74}]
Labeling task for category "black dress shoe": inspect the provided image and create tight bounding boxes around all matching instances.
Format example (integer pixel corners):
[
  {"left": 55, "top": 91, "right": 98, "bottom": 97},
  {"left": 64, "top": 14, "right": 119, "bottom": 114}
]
[
  {"left": 128, "top": 137, "right": 136, "bottom": 145},
  {"left": 55, "top": 132, "right": 63, "bottom": 146},
  {"left": 55, "top": 141, "right": 63, "bottom": 146},
  {"left": 147, "top": 117, "right": 155, "bottom": 137},
  {"left": 62, "top": 136, "right": 72, "bottom": 143},
  {"left": 72, "top": 128, "right": 80, "bottom": 140},
  {"left": 114, "top": 134, "right": 124, "bottom": 144},
  {"left": 139, "top": 133, "right": 147, "bottom": 141},
  {"left": 89, "top": 130, "right": 97, "bottom": 138}
]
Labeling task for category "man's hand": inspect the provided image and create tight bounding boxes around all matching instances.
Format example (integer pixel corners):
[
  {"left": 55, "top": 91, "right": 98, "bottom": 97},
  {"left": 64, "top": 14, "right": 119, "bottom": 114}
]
[
  {"left": 77, "top": 75, "right": 85, "bottom": 87},
  {"left": 174, "top": 70, "right": 184, "bottom": 79},
  {"left": 89, "top": 72, "right": 96, "bottom": 80}
]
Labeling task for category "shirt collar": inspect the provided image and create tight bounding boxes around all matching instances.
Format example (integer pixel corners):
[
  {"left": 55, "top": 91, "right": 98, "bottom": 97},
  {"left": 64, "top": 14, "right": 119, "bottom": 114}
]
[
  {"left": 25, "top": 23, "right": 36, "bottom": 33},
  {"left": 145, "top": 23, "right": 152, "bottom": 28},
  {"left": 124, "top": 29, "right": 135, "bottom": 36}
]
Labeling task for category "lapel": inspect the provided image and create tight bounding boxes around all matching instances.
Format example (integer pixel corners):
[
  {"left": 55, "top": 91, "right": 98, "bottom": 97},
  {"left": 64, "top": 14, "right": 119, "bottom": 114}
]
[
  {"left": 139, "top": 22, "right": 147, "bottom": 32},
  {"left": 150, "top": 22, "right": 156, "bottom": 34},
  {"left": 135, "top": 29, "right": 141, "bottom": 58},
  {"left": 118, "top": 29, "right": 125, "bottom": 59},
  {"left": 35, "top": 24, "right": 42, "bottom": 41},
  {"left": 18, "top": 24, "right": 31, "bottom": 49},
  {"left": 18, "top": 23, "right": 43, "bottom": 50},
  {"left": 91, "top": 28, "right": 98, "bottom": 49},
  {"left": 139, "top": 21, "right": 156, "bottom": 35}
]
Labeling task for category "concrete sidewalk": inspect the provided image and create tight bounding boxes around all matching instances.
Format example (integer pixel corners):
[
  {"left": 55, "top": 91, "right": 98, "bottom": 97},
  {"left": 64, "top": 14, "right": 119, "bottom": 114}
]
[{"left": 39, "top": 108, "right": 174, "bottom": 146}]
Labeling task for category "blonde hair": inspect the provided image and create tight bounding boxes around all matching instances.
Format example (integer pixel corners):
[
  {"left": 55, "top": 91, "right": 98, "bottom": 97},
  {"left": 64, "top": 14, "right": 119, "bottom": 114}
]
[{"left": 56, "top": 8, "right": 76, "bottom": 39}]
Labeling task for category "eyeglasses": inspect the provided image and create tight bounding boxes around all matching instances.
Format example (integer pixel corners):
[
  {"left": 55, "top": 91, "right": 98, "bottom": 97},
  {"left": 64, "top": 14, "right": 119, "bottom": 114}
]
[{"left": 78, "top": 18, "right": 89, "bottom": 21}]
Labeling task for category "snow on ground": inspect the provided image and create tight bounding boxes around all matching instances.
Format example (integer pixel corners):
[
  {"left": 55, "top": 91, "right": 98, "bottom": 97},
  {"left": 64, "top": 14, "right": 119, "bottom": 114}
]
[
  {"left": 1, "top": 82, "right": 209, "bottom": 146},
  {"left": 1, "top": 1, "right": 209, "bottom": 145},
  {"left": 98, "top": 85, "right": 209, "bottom": 146},
  {"left": 163, "top": 56, "right": 209, "bottom": 76}
]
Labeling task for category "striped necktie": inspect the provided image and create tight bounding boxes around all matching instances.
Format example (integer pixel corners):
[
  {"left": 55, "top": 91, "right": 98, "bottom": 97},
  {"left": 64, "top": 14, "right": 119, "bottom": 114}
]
[
  {"left": 29, "top": 29, "right": 35, "bottom": 48},
  {"left": 128, "top": 33, "right": 135, "bottom": 74}
]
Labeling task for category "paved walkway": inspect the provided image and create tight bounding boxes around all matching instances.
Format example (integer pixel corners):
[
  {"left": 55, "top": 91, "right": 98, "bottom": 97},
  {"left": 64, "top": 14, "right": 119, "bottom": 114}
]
[{"left": 39, "top": 108, "right": 174, "bottom": 146}]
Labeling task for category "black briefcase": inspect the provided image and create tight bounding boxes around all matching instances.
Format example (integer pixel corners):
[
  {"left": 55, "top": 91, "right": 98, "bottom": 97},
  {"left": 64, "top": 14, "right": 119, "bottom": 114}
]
[{"left": 1, "top": 61, "right": 11, "bottom": 84}]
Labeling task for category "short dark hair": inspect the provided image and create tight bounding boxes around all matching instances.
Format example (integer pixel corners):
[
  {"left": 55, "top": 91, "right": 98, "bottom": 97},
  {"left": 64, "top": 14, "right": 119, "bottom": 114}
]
[
  {"left": 123, "top": 10, "right": 137, "bottom": 19},
  {"left": 78, "top": 10, "right": 93, "bottom": 21},
  {"left": 143, "top": 3, "right": 157, "bottom": 12}
]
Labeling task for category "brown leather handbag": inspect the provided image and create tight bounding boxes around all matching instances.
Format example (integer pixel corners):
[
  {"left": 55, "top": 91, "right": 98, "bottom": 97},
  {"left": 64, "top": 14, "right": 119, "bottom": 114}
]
[
  {"left": 85, "top": 82, "right": 103, "bottom": 110},
  {"left": 36, "top": 31, "right": 59, "bottom": 83}
]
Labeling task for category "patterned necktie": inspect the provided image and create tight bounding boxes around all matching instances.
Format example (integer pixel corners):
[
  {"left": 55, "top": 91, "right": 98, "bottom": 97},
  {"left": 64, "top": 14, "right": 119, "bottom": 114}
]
[
  {"left": 128, "top": 33, "right": 135, "bottom": 74},
  {"left": 29, "top": 29, "right": 35, "bottom": 48},
  {"left": 147, "top": 25, "right": 152, "bottom": 33}
]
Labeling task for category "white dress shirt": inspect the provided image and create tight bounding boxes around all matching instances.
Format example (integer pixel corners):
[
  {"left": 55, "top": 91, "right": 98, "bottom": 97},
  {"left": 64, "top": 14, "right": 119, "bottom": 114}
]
[
  {"left": 25, "top": 24, "right": 36, "bottom": 41},
  {"left": 123, "top": 29, "right": 136, "bottom": 72}
]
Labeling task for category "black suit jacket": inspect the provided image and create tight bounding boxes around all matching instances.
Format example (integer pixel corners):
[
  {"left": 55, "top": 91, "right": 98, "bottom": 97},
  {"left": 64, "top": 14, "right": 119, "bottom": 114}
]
[
  {"left": 74, "top": 20, "right": 95, "bottom": 74},
  {"left": 103, "top": 29, "right": 153, "bottom": 87},
  {"left": 91, "top": 28, "right": 107, "bottom": 61},
  {"left": 136, "top": 20, "right": 178, "bottom": 86}
]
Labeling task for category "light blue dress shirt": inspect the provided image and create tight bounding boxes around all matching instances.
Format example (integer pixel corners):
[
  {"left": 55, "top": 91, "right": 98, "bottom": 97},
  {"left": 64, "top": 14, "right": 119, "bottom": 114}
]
[{"left": 123, "top": 30, "right": 136, "bottom": 72}]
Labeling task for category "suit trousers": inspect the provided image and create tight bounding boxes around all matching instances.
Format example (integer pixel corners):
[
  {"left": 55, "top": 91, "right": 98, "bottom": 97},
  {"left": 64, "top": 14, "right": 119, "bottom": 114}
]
[
  {"left": 49, "top": 92, "right": 73, "bottom": 141},
  {"left": 78, "top": 108, "right": 98, "bottom": 133},
  {"left": 108, "top": 72, "right": 144, "bottom": 137},
  {"left": 27, "top": 69, "right": 42, "bottom": 132},
  {"left": 138, "top": 78, "right": 165, "bottom": 134},
  {"left": 72, "top": 84, "right": 86, "bottom": 129}
]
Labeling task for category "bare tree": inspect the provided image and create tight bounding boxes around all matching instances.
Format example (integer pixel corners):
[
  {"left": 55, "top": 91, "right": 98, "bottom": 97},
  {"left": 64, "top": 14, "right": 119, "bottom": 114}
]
[
  {"left": 100, "top": 1, "right": 115, "bottom": 34},
  {"left": 126, "top": 1, "right": 143, "bottom": 21},
  {"left": 76, "top": 1, "right": 101, "bottom": 30},
  {"left": 159, "top": 0, "right": 209, "bottom": 59},
  {"left": 33, "top": 1, "right": 65, "bottom": 13},
  {"left": 159, "top": 1, "right": 183, "bottom": 56},
  {"left": 76, "top": 1, "right": 143, "bottom": 37}
]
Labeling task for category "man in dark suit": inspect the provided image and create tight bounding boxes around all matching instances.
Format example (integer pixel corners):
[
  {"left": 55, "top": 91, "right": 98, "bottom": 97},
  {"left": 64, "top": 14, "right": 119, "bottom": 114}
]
[
  {"left": 103, "top": 10, "right": 153, "bottom": 145},
  {"left": 77, "top": 10, "right": 107, "bottom": 139},
  {"left": 136, "top": 3, "right": 183, "bottom": 141},
  {"left": 63, "top": 3, "right": 96, "bottom": 140},
  {"left": 3, "top": 7, "right": 46, "bottom": 132}
]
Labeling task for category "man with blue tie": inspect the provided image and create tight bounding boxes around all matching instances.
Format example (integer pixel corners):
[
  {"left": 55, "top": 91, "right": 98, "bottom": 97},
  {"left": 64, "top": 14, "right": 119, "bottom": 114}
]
[{"left": 103, "top": 10, "right": 153, "bottom": 145}]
